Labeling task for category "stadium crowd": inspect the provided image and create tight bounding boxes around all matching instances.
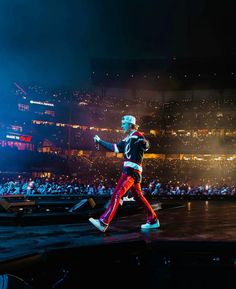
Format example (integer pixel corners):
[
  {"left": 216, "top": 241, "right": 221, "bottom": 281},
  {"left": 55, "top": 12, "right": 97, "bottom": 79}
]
[{"left": 1, "top": 157, "right": 236, "bottom": 199}]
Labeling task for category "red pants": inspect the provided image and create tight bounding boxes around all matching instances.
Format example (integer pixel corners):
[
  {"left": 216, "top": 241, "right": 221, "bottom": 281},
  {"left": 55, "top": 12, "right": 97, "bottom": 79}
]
[{"left": 100, "top": 173, "right": 157, "bottom": 225}]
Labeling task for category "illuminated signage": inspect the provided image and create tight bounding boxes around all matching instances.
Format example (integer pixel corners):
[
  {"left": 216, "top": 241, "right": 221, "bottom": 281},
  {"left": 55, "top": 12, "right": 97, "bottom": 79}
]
[
  {"left": 6, "top": 133, "right": 32, "bottom": 142},
  {"left": 30, "top": 100, "right": 54, "bottom": 107},
  {"left": 19, "top": 135, "right": 32, "bottom": 142},
  {"left": 6, "top": 134, "right": 17, "bottom": 140}
]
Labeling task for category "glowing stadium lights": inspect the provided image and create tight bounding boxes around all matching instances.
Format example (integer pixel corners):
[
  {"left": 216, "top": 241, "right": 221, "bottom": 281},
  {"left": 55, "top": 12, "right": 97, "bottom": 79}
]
[
  {"left": 214, "top": 157, "right": 221, "bottom": 160},
  {"left": 194, "top": 157, "right": 203, "bottom": 160},
  {"left": 183, "top": 157, "right": 190, "bottom": 160},
  {"left": 30, "top": 100, "right": 54, "bottom": 107},
  {"left": 227, "top": 157, "right": 234, "bottom": 160}
]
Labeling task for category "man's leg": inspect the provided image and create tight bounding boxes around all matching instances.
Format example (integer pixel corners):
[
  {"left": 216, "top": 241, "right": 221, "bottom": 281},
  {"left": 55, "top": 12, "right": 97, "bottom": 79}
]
[
  {"left": 130, "top": 183, "right": 157, "bottom": 224},
  {"left": 99, "top": 174, "right": 134, "bottom": 225}
]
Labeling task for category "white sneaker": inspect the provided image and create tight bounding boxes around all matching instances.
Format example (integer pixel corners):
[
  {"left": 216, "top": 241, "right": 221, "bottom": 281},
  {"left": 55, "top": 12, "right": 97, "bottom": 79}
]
[
  {"left": 89, "top": 218, "right": 108, "bottom": 232},
  {"left": 141, "top": 219, "right": 160, "bottom": 230}
]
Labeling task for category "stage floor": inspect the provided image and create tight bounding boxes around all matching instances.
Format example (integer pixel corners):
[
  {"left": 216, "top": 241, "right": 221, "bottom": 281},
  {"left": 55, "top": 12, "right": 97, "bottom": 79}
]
[{"left": 0, "top": 200, "right": 236, "bottom": 289}]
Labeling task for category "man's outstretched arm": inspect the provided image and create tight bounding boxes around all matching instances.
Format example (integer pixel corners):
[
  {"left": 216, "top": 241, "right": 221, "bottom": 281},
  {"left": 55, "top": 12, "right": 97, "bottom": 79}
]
[{"left": 94, "top": 135, "right": 115, "bottom": 152}]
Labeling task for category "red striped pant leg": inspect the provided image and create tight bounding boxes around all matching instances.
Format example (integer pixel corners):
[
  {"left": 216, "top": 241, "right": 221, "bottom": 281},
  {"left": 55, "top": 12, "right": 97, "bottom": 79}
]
[
  {"left": 100, "top": 173, "right": 134, "bottom": 225},
  {"left": 130, "top": 183, "right": 157, "bottom": 223}
]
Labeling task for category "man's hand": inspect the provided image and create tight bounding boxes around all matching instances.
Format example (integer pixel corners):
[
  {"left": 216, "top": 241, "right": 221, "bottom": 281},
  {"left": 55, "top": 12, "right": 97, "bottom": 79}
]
[{"left": 94, "top": 135, "right": 101, "bottom": 143}]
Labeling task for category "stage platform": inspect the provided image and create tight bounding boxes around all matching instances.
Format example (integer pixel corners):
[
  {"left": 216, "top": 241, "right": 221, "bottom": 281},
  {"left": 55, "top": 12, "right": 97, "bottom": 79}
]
[{"left": 0, "top": 199, "right": 235, "bottom": 289}]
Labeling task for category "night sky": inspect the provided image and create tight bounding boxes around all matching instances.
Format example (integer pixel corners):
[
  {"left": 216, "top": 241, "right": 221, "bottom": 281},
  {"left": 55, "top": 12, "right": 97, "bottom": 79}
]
[{"left": 0, "top": 0, "right": 235, "bottom": 89}]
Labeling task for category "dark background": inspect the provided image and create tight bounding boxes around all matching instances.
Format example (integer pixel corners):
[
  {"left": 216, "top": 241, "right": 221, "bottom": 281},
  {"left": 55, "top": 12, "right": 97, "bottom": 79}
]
[{"left": 0, "top": 0, "right": 235, "bottom": 89}]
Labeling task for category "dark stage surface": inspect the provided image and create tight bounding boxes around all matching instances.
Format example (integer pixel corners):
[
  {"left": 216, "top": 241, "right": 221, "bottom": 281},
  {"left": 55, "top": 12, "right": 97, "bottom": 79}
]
[{"left": 0, "top": 200, "right": 236, "bottom": 289}]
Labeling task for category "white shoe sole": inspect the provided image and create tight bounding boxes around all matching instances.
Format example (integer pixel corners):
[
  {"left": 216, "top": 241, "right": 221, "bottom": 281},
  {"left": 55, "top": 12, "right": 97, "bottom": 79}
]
[
  {"left": 141, "top": 220, "right": 160, "bottom": 230},
  {"left": 89, "top": 218, "right": 108, "bottom": 232}
]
